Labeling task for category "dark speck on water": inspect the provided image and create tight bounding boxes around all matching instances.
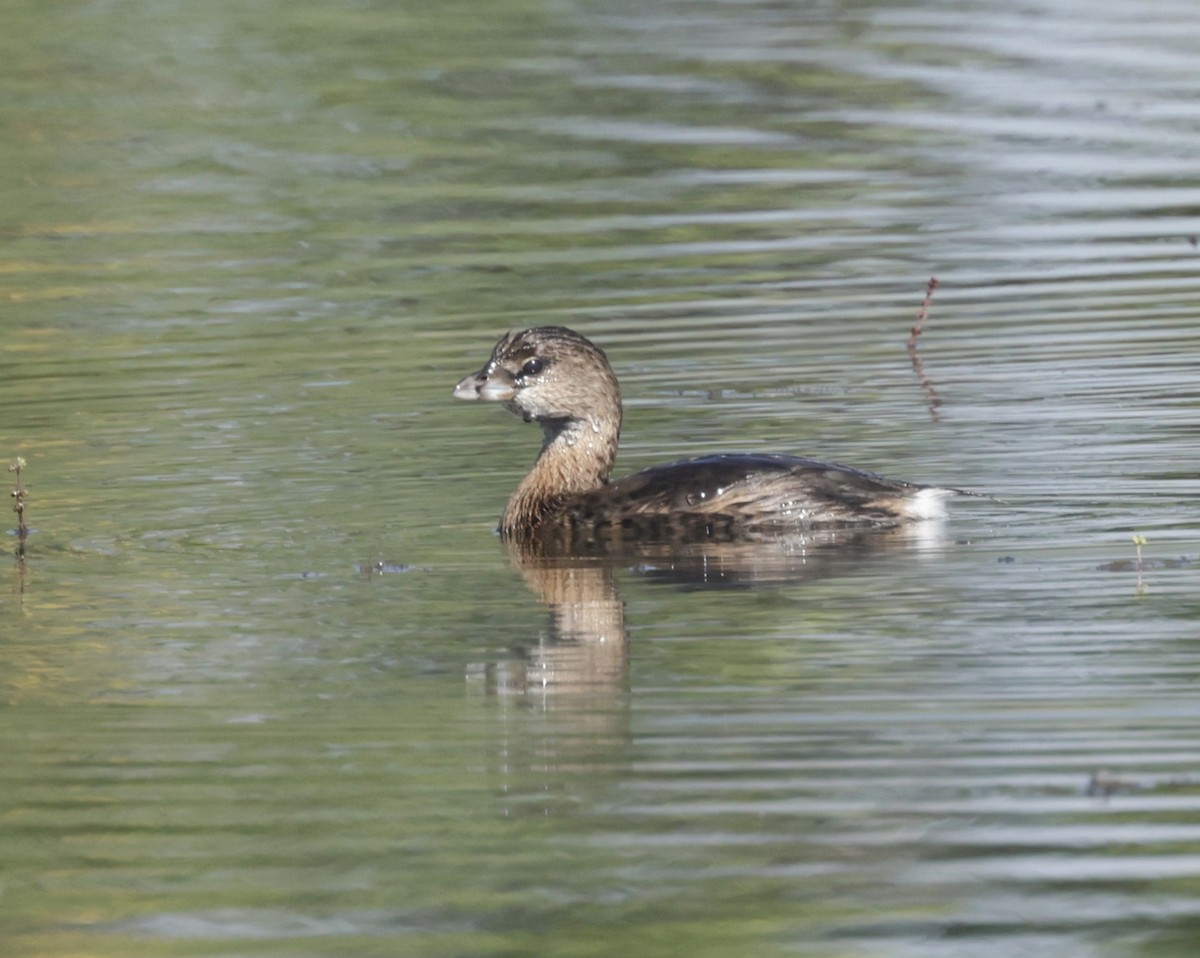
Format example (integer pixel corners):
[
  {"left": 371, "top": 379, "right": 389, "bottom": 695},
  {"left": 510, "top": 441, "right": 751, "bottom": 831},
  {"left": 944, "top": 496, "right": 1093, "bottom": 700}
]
[{"left": 1097, "top": 556, "right": 1193, "bottom": 572}]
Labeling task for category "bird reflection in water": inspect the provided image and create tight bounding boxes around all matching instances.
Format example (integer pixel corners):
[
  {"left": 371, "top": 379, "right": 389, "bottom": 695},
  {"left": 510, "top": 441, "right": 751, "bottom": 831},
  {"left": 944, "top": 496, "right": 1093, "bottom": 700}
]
[
  {"left": 465, "top": 511, "right": 955, "bottom": 818},
  {"left": 474, "top": 519, "right": 952, "bottom": 697}
]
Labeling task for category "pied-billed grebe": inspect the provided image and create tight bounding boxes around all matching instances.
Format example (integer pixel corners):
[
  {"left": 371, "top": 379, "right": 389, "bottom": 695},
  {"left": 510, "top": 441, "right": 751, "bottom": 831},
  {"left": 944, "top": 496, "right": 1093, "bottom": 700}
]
[{"left": 454, "top": 326, "right": 966, "bottom": 541}]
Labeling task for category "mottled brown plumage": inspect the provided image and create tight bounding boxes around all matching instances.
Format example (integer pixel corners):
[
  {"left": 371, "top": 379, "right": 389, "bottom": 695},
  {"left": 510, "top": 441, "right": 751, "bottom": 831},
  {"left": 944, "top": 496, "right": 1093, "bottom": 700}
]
[{"left": 454, "top": 326, "right": 960, "bottom": 543}]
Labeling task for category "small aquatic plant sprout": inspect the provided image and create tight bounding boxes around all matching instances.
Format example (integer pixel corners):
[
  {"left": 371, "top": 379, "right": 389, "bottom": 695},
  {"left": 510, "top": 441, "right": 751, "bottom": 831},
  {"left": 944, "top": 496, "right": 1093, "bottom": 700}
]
[
  {"left": 9, "top": 457, "right": 28, "bottom": 558},
  {"left": 1132, "top": 534, "right": 1147, "bottom": 593},
  {"left": 454, "top": 326, "right": 976, "bottom": 543}
]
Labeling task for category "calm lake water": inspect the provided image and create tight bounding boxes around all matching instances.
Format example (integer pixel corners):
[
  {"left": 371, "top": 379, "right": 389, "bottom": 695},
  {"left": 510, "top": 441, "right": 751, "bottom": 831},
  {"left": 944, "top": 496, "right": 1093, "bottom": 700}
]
[{"left": 1, "top": 0, "right": 1198, "bottom": 956}]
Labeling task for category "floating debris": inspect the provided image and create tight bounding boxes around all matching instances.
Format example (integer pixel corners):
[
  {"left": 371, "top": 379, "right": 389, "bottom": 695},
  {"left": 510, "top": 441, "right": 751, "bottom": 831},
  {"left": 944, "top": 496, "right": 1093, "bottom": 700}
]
[{"left": 360, "top": 561, "right": 416, "bottom": 576}]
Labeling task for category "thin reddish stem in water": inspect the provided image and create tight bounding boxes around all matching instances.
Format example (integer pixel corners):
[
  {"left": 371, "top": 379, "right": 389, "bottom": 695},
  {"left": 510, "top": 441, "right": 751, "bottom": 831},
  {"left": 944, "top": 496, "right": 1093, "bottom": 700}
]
[
  {"left": 907, "top": 277, "right": 942, "bottom": 421},
  {"left": 908, "top": 276, "right": 939, "bottom": 349}
]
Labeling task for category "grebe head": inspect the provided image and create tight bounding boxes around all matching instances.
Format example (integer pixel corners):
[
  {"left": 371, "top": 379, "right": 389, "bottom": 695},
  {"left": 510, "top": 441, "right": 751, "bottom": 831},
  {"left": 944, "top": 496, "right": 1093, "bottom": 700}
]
[{"left": 453, "top": 326, "right": 621, "bottom": 428}]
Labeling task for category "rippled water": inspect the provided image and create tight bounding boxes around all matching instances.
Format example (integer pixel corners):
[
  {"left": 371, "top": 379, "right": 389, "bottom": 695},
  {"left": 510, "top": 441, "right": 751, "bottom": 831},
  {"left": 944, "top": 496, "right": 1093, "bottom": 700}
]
[{"left": 1, "top": 0, "right": 1198, "bottom": 956}]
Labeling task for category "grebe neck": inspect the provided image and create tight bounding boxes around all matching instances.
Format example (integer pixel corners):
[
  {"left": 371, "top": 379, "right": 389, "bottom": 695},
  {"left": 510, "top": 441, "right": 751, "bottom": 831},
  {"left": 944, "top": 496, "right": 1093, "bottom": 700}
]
[{"left": 502, "top": 409, "right": 621, "bottom": 534}]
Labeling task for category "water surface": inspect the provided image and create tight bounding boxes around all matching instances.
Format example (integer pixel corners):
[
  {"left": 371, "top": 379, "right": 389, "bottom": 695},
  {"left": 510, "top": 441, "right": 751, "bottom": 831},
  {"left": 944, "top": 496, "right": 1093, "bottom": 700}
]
[{"left": 1, "top": 1, "right": 1198, "bottom": 956}]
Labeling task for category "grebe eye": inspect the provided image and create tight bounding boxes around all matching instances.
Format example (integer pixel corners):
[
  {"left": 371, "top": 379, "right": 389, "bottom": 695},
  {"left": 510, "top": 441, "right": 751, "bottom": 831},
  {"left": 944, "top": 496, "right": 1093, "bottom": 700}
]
[{"left": 520, "top": 358, "right": 545, "bottom": 378}]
